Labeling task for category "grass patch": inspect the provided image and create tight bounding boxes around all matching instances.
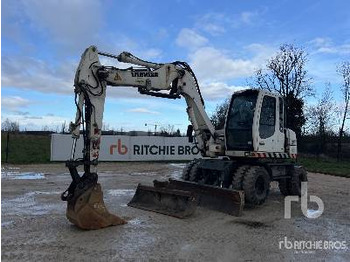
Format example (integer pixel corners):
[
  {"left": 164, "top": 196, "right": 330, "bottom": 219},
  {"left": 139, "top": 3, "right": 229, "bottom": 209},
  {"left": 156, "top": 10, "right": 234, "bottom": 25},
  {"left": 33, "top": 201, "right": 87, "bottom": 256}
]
[
  {"left": 1, "top": 132, "right": 51, "bottom": 164},
  {"left": 298, "top": 156, "right": 350, "bottom": 178}
]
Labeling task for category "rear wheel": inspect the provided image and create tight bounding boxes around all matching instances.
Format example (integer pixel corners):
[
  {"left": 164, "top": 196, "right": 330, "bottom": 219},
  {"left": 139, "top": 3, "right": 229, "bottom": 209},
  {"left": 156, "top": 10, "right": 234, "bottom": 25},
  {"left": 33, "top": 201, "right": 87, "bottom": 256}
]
[
  {"left": 278, "top": 166, "right": 308, "bottom": 196},
  {"left": 242, "top": 166, "right": 270, "bottom": 205},
  {"left": 290, "top": 166, "right": 308, "bottom": 196},
  {"left": 278, "top": 179, "right": 290, "bottom": 196}
]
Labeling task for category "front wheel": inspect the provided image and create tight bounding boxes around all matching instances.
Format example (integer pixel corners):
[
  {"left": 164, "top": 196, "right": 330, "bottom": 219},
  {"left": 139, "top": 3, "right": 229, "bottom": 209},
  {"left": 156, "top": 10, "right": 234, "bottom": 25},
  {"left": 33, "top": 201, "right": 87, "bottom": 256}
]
[
  {"left": 181, "top": 160, "right": 196, "bottom": 181},
  {"left": 242, "top": 166, "right": 270, "bottom": 206}
]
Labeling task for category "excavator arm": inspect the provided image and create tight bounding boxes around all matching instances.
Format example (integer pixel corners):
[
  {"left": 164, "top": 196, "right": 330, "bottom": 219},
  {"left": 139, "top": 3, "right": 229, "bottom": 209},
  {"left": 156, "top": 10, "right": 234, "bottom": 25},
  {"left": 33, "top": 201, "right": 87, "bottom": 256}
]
[
  {"left": 62, "top": 46, "right": 224, "bottom": 229},
  {"left": 71, "top": 46, "right": 220, "bottom": 161}
]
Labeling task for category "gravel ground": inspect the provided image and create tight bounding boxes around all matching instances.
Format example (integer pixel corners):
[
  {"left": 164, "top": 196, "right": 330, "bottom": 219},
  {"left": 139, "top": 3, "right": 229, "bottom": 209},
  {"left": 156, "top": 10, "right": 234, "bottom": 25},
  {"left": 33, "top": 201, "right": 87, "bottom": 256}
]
[{"left": 1, "top": 162, "right": 349, "bottom": 261}]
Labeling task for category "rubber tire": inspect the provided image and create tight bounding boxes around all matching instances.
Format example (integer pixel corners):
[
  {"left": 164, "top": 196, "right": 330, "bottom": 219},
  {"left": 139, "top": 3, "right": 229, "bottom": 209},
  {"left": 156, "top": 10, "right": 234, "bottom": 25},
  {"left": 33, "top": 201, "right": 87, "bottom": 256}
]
[
  {"left": 189, "top": 161, "right": 201, "bottom": 182},
  {"left": 182, "top": 160, "right": 196, "bottom": 181},
  {"left": 278, "top": 179, "right": 291, "bottom": 196},
  {"left": 242, "top": 166, "right": 270, "bottom": 205},
  {"left": 231, "top": 165, "right": 250, "bottom": 190},
  {"left": 278, "top": 166, "right": 308, "bottom": 196},
  {"left": 290, "top": 166, "right": 308, "bottom": 196}
]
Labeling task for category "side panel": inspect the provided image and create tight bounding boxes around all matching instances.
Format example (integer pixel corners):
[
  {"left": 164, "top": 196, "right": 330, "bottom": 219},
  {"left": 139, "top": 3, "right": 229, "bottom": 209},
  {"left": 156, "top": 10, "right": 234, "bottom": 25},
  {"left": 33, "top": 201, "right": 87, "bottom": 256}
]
[{"left": 286, "top": 129, "right": 298, "bottom": 155}]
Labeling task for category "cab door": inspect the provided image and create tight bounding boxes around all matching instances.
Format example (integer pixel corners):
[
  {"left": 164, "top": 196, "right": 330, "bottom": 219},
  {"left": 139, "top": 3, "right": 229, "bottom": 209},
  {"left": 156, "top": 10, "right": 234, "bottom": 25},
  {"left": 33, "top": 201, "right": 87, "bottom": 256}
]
[
  {"left": 255, "top": 94, "right": 285, "bottom": 153},
  {"left": 225, "top": 90, "right": 258, "bottom": 151}
]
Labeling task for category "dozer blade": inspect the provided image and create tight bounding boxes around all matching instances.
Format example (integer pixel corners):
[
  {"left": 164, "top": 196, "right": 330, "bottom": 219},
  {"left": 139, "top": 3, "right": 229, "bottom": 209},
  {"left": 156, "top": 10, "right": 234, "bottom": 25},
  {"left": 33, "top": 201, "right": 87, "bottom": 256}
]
[
  {"left": 127, "top": 184, "right": 197, "bottom": 218},
  {"left": 66, "top": 183, "right": 127, "bottom": 230},
  {"left": 168, "top": 179, "right": 244, "bottom": 216}
]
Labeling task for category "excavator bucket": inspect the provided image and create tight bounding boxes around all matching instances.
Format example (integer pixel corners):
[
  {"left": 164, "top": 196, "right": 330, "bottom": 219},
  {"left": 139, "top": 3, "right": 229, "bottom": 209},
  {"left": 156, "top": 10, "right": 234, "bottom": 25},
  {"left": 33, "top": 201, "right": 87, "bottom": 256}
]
[
  {"left": 128, "top": 179, "right": 244, "bottom": 218},
  {"left": 167, "top": 179, "right": 245, "bottom": 216},
  {"left": 66, "top": 183, "right": 127, "bottom": 230},
  {"left": 128, "top": 183, "right": 197, "bottom": 218}
]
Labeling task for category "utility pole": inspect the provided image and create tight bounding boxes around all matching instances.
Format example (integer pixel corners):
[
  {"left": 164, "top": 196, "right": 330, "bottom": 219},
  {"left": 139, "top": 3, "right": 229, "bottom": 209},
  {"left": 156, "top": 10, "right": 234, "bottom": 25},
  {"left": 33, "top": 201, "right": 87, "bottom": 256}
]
[
  {"left": 5, "top": 132, "right": 10, "bottom": 163},
  {"left": 145, "top": 123, "right": 158, "bottom": 136}
]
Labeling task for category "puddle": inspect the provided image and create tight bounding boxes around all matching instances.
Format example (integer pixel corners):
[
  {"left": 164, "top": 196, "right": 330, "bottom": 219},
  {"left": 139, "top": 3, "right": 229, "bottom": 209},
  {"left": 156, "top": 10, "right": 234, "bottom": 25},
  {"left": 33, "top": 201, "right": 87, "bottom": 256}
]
[
  {"left": 307, "top": 209, "right": 323, "bottom": 218},
  {"left": 171, "top": 170, "right": 182, "bottom": 179},
  {"left": 129, "top": 218, "right": 143, "bottom": 226},
  {"left": 2, "top": 169, "right": 45, "bottom": 180},
  {"left": 108, "top": 189, "right": 135, "bottom": 196},
  {"left": 180, "top": 244, "right": 193, "bottom": 252},
  {"left": 99, "top": 171, "right": 124, "bottom": 176},
  {"left": 2, "top": 191, "right": 64, "bottom": 216},
  {"left": 169, "top": 163, "right": 187, "bottom": 179},
  {"left": 12, "top": 173, "right": 45, "bottom": 180},
  {"left": 129, "top": 172, "right": 158, "bottom": 176},
  {"left": 1, "top": 167, "right": 20, "bottom": 171},
  {"left": 1, "top": 221, "right": 14, "bottom": 228},
  {"left": 169, "top": 163, "right": 187, "bottom": 168}
]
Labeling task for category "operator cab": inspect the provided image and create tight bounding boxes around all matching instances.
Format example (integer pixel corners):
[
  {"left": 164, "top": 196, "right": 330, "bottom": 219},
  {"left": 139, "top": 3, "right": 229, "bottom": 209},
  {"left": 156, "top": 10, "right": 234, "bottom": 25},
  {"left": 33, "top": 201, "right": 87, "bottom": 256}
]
[{"left": 225, "top": 89, "right": 285, "bottom": 154}]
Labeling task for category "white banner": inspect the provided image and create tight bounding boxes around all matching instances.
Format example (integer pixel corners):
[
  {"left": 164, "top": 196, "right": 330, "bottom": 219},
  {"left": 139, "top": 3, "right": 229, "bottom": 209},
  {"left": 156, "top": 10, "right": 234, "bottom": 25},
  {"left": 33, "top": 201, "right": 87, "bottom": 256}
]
[{"left": 51, "top": 134, "right": 201, "bottom": 161}]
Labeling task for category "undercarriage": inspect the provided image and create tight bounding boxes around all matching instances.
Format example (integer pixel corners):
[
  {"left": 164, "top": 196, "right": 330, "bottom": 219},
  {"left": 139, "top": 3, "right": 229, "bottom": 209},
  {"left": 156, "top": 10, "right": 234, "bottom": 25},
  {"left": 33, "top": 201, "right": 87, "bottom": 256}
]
[{"left": 182, "top": 158, "right": 308, "bottom": 205}]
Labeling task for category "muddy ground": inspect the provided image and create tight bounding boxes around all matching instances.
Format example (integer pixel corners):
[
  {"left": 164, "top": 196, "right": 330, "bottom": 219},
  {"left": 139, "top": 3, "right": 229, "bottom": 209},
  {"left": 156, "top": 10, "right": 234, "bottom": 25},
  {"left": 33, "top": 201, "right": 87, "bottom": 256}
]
[{"left": 1, "top": 162, "right": 349, "bottom": 261}]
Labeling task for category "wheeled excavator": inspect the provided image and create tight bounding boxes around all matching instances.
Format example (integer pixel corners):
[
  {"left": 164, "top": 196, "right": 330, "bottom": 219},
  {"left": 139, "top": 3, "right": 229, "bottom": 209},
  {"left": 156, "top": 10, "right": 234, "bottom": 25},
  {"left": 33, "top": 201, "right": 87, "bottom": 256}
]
[{"left": 61, "top": 46, "right": 307, "bottom": 230}]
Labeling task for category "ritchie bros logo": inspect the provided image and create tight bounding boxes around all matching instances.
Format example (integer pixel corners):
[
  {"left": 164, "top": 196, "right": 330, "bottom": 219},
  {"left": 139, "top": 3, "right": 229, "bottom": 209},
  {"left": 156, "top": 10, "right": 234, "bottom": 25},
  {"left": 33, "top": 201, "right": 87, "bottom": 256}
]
[
  {"left": 109, "top": 139, "right": 128, "bottom": 155},
  {"left": 109, "top": 139, "right": 199, "bottom": 156}
]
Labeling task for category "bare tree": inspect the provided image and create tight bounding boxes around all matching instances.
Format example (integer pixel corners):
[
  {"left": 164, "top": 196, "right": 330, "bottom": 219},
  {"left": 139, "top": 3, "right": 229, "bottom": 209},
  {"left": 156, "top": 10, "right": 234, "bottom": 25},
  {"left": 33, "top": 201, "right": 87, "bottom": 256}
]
[
  {"left": 61, "top": 121, "right": 67, "bottom": 134},
  {"left": 117, "top": 127, "right": 125, "bottom": 135},
  {"left": 1, "top": 118, "right": 20, "bottom": 132},
  {"left": 102, "top": 122, "right": 110, "bottom": 131},
  {"left": 42, "top": 125, "right": 51, "bottom": 131},
  {"left": 175, "top": 128, "right": 181, "bottom": 137},
  {"left": 306, "top": 85, "right": 335, "bottom": 153},
  {"left": 336, "top": 61, "right": 350, "bottom": 160},
  {"left": 253, "top": 44, "right": 313, "bottom": 136},
  {"left": 160, "top": 124, "right": 175, "bottom": 136}
]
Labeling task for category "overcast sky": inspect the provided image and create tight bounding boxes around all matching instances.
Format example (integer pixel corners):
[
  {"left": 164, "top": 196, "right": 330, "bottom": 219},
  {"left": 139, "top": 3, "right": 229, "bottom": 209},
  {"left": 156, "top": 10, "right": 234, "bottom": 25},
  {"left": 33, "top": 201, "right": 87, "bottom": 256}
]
[{"left": 2, "top": 0, "right": 350, "bottom": 132}]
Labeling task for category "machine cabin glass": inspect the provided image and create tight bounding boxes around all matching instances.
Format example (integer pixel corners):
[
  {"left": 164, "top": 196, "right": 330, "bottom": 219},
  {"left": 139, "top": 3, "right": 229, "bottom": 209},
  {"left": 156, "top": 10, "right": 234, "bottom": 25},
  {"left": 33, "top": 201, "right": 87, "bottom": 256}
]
[
  {"left": 225, "top": 90, "right": 258, "bottom": 151},
  {"left": 259, "top": 95, "right": 276, "bottom": 139}
]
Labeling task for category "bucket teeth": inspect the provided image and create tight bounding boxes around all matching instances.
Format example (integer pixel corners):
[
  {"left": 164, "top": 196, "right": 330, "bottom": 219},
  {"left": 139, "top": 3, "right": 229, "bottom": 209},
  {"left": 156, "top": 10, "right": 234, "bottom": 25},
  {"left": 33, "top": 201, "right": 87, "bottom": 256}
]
[{"left": 66, "top": 183, "right": 126, "bottom": 230}]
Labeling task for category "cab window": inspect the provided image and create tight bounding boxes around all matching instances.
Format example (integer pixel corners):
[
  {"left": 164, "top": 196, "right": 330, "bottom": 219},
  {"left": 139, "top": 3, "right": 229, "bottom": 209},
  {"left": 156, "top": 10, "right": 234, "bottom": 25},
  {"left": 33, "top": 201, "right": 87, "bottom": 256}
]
[{"left": 259, "top": 96, "right": 276, "bottom": 139}]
